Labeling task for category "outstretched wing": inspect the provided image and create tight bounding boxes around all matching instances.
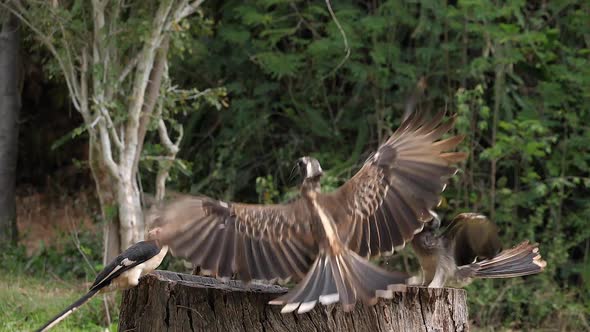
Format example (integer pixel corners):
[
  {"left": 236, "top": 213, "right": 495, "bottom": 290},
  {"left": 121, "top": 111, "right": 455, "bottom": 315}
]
[
  {"left": 325, "top": 112, "right": 467, "bottom": 258},
  {"left": 153, "top": 196, "right": 317, "bottom": 282},
  {"left": 441, "top": 213, "right": 502, "bottom": 266}
]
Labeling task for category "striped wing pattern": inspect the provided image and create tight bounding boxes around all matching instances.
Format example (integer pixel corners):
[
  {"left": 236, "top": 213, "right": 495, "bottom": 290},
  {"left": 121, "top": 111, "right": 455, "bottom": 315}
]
[
  {"left": 330, "top": 112, "right": 467, "bottom": 258},
  {"left": 155, "top": 196, "right": 317, "bottom": 282},
  {"left": 457, "top": 241, "right": 547, "bottom": 279}
]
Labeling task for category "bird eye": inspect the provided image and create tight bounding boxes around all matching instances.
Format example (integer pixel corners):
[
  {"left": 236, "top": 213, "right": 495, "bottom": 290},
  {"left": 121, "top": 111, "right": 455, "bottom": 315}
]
[{"left": 297, "top": 159, "right": 305, "bottom": 167}]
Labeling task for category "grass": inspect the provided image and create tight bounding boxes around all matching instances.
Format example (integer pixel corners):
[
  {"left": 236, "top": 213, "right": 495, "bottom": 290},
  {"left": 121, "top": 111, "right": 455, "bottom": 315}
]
[{"left": 0, "top": 273, "right": 118, "bottom": 332}]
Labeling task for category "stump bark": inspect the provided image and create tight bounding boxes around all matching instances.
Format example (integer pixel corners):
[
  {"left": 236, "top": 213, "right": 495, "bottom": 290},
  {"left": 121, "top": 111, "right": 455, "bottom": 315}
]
[{"left": 119, "top": 270, "right": 469, "bottom": 332}]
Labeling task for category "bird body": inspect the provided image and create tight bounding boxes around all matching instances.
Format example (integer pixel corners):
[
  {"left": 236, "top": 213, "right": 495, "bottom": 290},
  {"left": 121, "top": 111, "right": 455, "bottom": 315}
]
[
  {"left": 268, "top": 174, "right": 408, "bottom": 312},
  {"left": 410, "top": 213, "right": 546, "bottom": 288},
  {"left": 36, "top": 240, "right": 167, "bottom": 332},
  {"left": 153, "top": 112, "right": 467, "bottom": 313}
]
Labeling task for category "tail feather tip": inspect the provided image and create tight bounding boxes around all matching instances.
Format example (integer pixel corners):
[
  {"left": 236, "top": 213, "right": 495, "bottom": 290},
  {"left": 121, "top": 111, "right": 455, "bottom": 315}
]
[
  {"left": 297, "top": 301, "right": 318, "bottom": 314},
  {"left": 280, "top": 303, "right": 301, "bottom": 314},
  {"left": 319, "top": 293, "right": 340, "bottom": 305}
]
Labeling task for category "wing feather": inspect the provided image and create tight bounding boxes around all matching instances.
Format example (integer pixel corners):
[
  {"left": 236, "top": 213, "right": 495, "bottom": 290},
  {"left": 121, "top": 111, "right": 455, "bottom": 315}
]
[
  {"left": 154, "top": 196, "right": 317, "bottom": 282},
  {"left": 374, "top": 203, "right": 394, "bottom": 253},
  {"left": 325, "top": 112, "right": 466, "bottom": 258}
]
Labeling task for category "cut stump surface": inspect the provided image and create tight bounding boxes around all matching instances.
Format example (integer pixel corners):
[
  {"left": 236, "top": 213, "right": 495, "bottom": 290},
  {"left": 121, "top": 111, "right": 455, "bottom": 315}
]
[{"left": 119, "top": 270, "right": 469, "bottom": 332}]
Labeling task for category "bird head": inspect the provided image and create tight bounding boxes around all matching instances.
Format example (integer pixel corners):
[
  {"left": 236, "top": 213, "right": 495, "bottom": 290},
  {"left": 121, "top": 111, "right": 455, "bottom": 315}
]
[
  {"left": 296, "top": 156, "right": 323, "bottom": 180},
  {"left": 424, "top": 210, "right": 442, "bottom": 230}
]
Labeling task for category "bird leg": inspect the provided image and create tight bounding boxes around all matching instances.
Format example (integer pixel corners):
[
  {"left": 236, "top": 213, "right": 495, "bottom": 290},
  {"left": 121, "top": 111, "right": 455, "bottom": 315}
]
[{"left": 427, "top": 264, "right": 447, "bottom": 288}]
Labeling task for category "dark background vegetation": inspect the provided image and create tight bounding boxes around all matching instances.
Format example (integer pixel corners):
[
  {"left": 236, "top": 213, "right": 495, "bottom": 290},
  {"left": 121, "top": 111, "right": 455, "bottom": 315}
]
[{"left": 3, "top": 0, "right": 589, "bottom": 330}]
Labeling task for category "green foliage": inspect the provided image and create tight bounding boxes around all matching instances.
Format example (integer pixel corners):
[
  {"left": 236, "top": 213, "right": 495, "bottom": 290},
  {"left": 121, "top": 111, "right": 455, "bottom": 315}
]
[
  {"left": 165, "top": 0, "right": 590, "bottom": 329},
  {"left": 0, "top": 227, "right": 115, "bottom": 331},
  {"left": 12, "top": 0, "right": 590, "bottom": 329},
  {"left": 256, "top": 175, "right": 281, "bottom": 204},
  {"left": 1, "top": 230, "right": 103, "bottom": 281}
]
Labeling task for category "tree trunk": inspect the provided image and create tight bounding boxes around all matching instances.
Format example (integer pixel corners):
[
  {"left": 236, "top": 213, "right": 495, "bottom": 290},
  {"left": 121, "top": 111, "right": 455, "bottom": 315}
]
[
  {"left": 120, "top": 271, "right": 469, "bottom": 332},
  {"left": 0, "top": 13, "right": 21, "bottom": 246},
  {"left": 116, "top": 175, "right": 144, "bottom": 249},
  {"left": 89, "top": 138, "right": 120, "bottom": 262}
]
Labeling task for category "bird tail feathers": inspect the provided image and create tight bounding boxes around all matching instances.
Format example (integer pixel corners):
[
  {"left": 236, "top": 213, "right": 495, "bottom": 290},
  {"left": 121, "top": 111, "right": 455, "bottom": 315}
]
[
  {"left": 457, "top": 241, "right": 546, "bottom": 279},
  {"left": 35, "top": 289, "right": 99, "bottom": 332},
  {"left": 269, "top": 248, "right": 407, "bottom": 314}
]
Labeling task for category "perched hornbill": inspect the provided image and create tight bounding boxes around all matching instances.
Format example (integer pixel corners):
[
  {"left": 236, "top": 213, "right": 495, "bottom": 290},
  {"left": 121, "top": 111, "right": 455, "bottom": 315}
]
[
  {"left": 410, "top": 213, "right": 546, "bottom": 288},
  {"left": 150, "top": 111, "right": 467, "bottom": 313},
  {"left": 35, "top": 235, "right": 168, "bottom": 332}
]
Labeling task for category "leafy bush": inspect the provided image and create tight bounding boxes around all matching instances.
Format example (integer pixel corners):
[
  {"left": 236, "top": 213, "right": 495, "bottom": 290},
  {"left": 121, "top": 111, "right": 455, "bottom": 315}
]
[{"left": 165, "top": 0, "right": 590, "bottom": 329}]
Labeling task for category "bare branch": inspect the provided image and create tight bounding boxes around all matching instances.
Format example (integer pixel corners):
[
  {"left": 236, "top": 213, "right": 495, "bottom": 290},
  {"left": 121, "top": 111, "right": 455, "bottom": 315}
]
[
  {"left": 119, "top": 125, "right": 125, "bottom": 146},
  {"left": 124, "top": 0, "right": 174, "bottom": 174},
  {"left": 54, "top": 6, "right": 83, "bottom": 110},
  {"left": 153, "top": 93, "right": 182, "bottom": 201},
  {"left": 174, "top": 0, "right": 205, "bottom": 23},
  {"left": 89, "top": 116, "right": 101, "bottom": 128},
  {"left": 142, "top": 156, "right": 177, "bottom": 161},
  {"left": 174, "top": 124, "right": 183, "bottom": 147},
  {"left": 97, "top": 105, "right": 124, "bottom": 151},
  {"left": 168, "top": 86, "right": 212, "bottom": 101},
  {"left": 91, "top": 0, "right": 106, "bottom": 101},
  {"left": 322, "top": 0, "right": 351, "bottom": 79},
  {"left": 125, "top": 2, "right": 173, "bottom": 126},
  {"left": 131, "top": 36, "right": 170, "bottom": 180},
  {"left": 79, "top": 47, "right": 92, "bottom": 122},
  {"left": 66, "top": 207, "right": 96, "bottom": 273},
  {"left": 104, "top": 0, "right": 123, "bottom": 102},
  {"left": 2, "top": 1, "right": 83, "bottom": 111},
  {"left": 118, "top": 53, "right": 140, "bottom": 84},
  {"left": 158, "top": 119, "right": 181, "bottom": 155},
  {"left": 154, "top": 115, "right": 182, "bottom": 201},
  {"left": 97, "top": 120, "right": 121, "bottom": 180}
]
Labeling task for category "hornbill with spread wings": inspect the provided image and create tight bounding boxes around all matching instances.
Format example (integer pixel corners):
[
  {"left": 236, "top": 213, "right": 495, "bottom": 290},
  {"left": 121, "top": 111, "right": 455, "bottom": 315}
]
[
  {"left": 410, "top": 213, "right": 546, "bottom": 288},
  {"left": 151, "top": 112, "right": 467, "bottom": 313}
]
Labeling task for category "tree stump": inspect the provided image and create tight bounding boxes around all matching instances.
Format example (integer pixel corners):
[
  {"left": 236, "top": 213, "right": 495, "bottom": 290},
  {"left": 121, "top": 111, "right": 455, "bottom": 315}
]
[{"left": 119, "top": 270, "right": 469, "bottom": 331}]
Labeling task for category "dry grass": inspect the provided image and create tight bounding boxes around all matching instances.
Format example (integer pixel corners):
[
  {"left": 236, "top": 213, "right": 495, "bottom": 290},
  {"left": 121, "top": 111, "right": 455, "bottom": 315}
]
[{"left": 16, "top": 185, "right": 97, "bottom": 256}]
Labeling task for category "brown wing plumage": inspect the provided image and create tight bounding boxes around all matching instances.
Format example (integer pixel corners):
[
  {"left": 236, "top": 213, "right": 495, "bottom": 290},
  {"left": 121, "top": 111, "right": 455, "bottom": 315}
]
[
  {"left": 326, "top": 111, "right": 467, "bottom": 258},
  {"left": 153, "top": 196, "right": 317, "bottom": 282},
  {"left": 456, "top": 241, "right": 546, "bottom": 279},
  {"left": 441, "top": 213, "right": 502, "bottom": 266}
]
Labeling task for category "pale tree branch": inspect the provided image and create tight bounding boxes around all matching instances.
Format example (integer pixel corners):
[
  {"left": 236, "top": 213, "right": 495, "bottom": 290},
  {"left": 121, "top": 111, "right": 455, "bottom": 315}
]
[
  {"left": 143, "top": 156, "right": 178, "bottom": 161},
  {"left": 118, "top": 54, "right": 140, "bottom": 83},
  {"left": 79, "top": 47, "right": 92, "bottom": 125},
  {"left": 158, "top": 118, "right": 182, "bottom": 155},
  {"left": 165, "top": 0, "right": 205, "bottom": 31},
  {"left": 176, "top": 0, "right": 205, "bottom": 20},
  {"left": 155, "top": 115, "right": 182, "bottom": 201},
  {"left": 168, "top": 86, "right": 212, "bottom": 101},
  {"left": 53, "top": 6, "right": 83, "bottom": 108},
  {"left": 103, "top": 0, "right": 122, "bottom": 102},
  {"left": 91, "top": 0, "right": 106, "bottom": 98},
  {"left": 131, "top": 36, "right": 171, "bottom": 178},
  {"left": 123, "top": 0, "right": 174, "bottom": 174},
  {"left": 97, "top": 104, "right": 124, "bottom": 151},
  {"left": 322, "top": 0, "right": 350, "bottom": 79},
  {"left": 3, "top": 1, "right": 83, "bottom": 112},
  {"left": 97, "top": 119, "right": 121, "bottom": 180},
  {"left": 89, "top": 116, "right": 101, "bottom": 129},
  {"left": 153, "top": 85, "right": 182, "bottom": 201}
]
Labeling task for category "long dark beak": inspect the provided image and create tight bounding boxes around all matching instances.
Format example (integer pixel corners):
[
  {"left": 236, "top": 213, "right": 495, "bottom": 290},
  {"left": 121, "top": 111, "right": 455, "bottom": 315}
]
[
  {"left": 428, "top": 211, "right": 441, "bottom": 229},
  {"left": 288, "top": 160, "right": 300, "bottom": 182}
]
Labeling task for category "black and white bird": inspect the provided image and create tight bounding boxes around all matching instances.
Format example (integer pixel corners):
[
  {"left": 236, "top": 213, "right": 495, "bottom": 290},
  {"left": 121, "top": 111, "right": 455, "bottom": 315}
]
[
  {"left": 35, "top": 238, "right": 168, "bottom": 332},
  {"left": 410, "top": 213, "right": 546, "bottom": 288},
  {"left": 151, "top": 112, "right": 467, "bottom": 313}
]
